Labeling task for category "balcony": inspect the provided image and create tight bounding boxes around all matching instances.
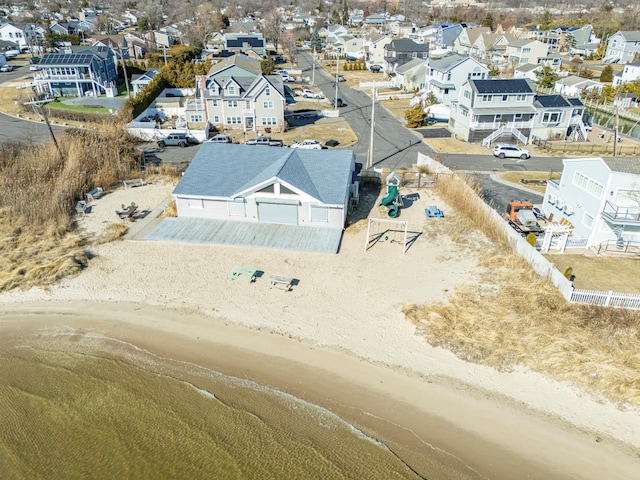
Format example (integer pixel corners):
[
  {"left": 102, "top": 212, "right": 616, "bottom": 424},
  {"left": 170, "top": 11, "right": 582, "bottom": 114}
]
[
  {"left": 184, "top": 99, "right": 205, "bottom": 111},
  {"left": 470, "top": 120, "right": 533, "bottom": 130},
  {"left": 601, "top": 200, "right": 640, "bottom": 225}
]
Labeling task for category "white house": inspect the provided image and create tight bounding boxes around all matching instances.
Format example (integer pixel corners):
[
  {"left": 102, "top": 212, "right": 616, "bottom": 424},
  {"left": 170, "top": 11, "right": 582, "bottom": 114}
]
[
  {"left": 604, "top": 31, "right": 640, "bottom": 64},
  {"left": 514, "top": 63, "right": 541, "bottom": 81},
  {"left": 424, "top": 52, "right": 488, "bottom": 105},
  {"left": 172, "top": 143, "right": 356, "bottom": 231},
  {"left": 0, "top": 22, "right": 28, "bottom": 51},
  {"left": 363, "top": 33, "right": 392, "bottom": 67},
  {"left": 613, "top": 60, "right": 640, "bottom": 87},
  {"left": 543, "top": 157, "right": 640, "bottom": 248},
  {"left": 554, "top": 75, "right": 603, "bottom": 97},
  {"left": 131, "top": 68, "right": 160, "bottom": 96},
  {"left": 506, "top": 39, "right": 549, "bottom": 66}
]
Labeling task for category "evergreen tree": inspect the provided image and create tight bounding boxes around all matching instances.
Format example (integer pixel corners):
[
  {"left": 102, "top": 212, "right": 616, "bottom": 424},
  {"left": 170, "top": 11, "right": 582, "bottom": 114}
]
[
  {"left": 535, "top": 65, "right": 559, "bottom": 89},
  {"left": 404, "top": 102, "right": 427, "bottom": 128},
  {"left": 600, "top": 65, "right": 614, "bottom": 83}
]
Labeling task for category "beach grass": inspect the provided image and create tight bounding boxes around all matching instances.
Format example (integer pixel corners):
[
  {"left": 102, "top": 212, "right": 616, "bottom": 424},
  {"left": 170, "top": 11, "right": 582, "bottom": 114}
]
[
  {"left": 0, "top": 120, "right": 143, "bottom": 291},
  {"left": 403, "top": 172, "right": 640, "bottom": 405}
]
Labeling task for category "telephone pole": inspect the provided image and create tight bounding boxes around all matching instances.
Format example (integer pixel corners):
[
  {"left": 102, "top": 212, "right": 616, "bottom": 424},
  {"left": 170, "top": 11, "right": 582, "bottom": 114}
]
[
  {"left": 334, "top": 55, "right": 339, "bottom": 110},
  {"left": 614, "top": 106, "right": 619, "bottom": 157},
  {"left": 368, "top": 82, "right": 376, "bottom": 169},
  {"left": 25, "top": 94, "right": 62, "bottom": 160},
  {"left": 312, "top": 48, "right": 316, "bottom": 86}
]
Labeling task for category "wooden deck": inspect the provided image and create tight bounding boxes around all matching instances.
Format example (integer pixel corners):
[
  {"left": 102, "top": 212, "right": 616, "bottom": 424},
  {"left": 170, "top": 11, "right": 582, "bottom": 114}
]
[{"left": 144, "top": 218, "right": 344, "bottom": 254}]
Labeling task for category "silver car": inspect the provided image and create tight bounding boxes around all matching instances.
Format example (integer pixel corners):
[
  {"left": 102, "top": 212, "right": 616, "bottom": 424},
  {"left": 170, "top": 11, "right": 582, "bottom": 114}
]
[{"left": 493, "top": 144, "right": 530, "bottom": 159}]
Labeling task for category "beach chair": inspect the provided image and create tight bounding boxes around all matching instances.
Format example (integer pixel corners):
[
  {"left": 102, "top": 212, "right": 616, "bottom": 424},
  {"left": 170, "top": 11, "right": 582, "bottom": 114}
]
[
  {"left": 75, "top": 200, "right": 87, "bottom": 215},
  {"left": 86, "top": 187, "right": 103, "bottom": 202},
  {"left": 230, "top": 266, "right": 258, "bottom": 282}
]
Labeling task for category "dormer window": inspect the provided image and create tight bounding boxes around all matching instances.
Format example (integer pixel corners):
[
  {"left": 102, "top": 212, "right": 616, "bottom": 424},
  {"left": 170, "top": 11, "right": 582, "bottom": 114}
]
[{"left": 228, "top": 85, "right": 236, "bottom": 95}]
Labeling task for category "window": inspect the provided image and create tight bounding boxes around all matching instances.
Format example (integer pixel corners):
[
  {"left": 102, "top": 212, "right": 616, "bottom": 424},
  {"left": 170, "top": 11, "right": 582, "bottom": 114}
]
[
  {"left": 263, "top": 100, "right": 274, "bottom": 109},
  {"left": 542, "top": 112, "right": 561, "bottom": 123},
  {"left": 422, "top": 52, "right": 428, "bottom": 59},
  {"left": 583, "top": 212, "right": 594, "bottom": 228},
  {"left": 212, "top": 99, "right": 218, "bottom": 107},
  {"left": 516, "top": 94, "right": 526, "bottom": 102},
  {"left": 189, "top": 113, "right": 203, "bottom": 122},
  {"left": 444, "top": 88, "right": 449, "bottom": 94},
  {"left": 447, "top": 72, "right": 452, "bottom": 81},
  {"left": 464, "top": 90, "right": 471, "bottom": 99},
  {"left": 261, "top": 117, "right": 277, "bottom": 125},
  {"left": 226, "top": 116, "right": 242, "bottom": 124},
  {"left": 411, "top": 52, "right": 417, "bottom": 58},
  {"left": 502, "top": 95, "right": 508, "bottom": 102},
  {"left": 227, "top": 100, "right": 238, "bottom": 108},
  {"left": 460, "top": 106, "right": 469, "bottom": 117},
  {"left": 213, "top": 115, "right": 220, "bottom": 123},
  {"left": 514, "top": 113, "right": 522, "bottom": 120},
  {"left": 482, "top": 94, "right": 492, "bottom": 102},
  {"left": 523, "top": 48, "right": 531, "bottom": 53},
  {"left": 573, "top": 171, "right": 604, "bottom": 199},
  {"left": 494, "top": 114, "right": 502, "bottom": 121},
  {"left": 228, "top": 85, "right": 236, "bottom": 95},
  {"left": 265, "top": 86, "right": 271, "bottom": 96}
]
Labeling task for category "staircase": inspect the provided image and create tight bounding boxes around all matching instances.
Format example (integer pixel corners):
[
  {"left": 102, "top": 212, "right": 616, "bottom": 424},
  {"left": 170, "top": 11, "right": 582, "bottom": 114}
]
[
  {"left": 482, "top": 125, "right": 528, "bottom": 147},
  {"left": 570, "top": 117, "right": 588, "bottom": 142},
  {"left": 612, "top": 225, "right": 625, "bottom": 249}
]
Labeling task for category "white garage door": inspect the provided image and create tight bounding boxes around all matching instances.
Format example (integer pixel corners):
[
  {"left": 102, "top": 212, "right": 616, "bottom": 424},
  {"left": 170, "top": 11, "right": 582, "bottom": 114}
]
[{"left": 257, "top": 201, "right": 298, "bottom": 225}]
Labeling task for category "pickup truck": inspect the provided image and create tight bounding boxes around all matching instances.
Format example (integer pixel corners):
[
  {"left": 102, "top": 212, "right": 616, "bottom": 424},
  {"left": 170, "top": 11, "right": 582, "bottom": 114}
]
[{"left": 246, "top": 136, "right": 284, "bottom": 147}]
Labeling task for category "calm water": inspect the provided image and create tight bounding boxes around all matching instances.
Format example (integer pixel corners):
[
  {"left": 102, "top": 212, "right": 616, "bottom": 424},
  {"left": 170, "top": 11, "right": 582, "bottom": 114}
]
[{"left": 0, "top": 328, "right": 426, "bottom": 480}]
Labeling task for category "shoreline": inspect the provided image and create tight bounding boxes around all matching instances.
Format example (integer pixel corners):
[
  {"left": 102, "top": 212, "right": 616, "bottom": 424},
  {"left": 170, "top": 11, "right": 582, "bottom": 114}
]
[
  {"left": 2, "top": 181, "right": 640, "bottom": 478},
  {"left": 2, "top": 300, "right": 640, "bottom": 479}
]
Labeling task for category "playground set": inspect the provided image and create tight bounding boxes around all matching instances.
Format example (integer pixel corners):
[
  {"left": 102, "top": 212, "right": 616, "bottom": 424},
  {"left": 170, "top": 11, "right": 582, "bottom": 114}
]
[{"left": 379, "top": 171, "right": 404, "bottom": 218}]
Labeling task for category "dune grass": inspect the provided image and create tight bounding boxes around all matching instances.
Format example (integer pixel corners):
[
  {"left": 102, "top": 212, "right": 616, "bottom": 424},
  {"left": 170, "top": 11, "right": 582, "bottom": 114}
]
[
  {"left": 404, "top": 172, "right": 640, "bottom": 406},
  {"left": 0, "top": 121, "right": 143, "bottom": 291}
]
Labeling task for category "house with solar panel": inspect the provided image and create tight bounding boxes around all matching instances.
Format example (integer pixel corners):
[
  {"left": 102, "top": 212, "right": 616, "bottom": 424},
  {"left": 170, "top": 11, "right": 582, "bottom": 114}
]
[
  {"left": 189, "top": 54, "right": 286, "bottom": 134},
  {"left": 33, "top": 46, "right": 118, "bottom": 98},
  {"left": 449, "top": 78, "right": 587, "bottom": 146}
]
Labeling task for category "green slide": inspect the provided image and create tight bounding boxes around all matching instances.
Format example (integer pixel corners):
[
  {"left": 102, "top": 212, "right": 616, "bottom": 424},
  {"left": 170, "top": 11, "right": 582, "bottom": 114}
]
[
  {"left": 380, "top": 185, "right": 398, "bottom": 206},
  {"left": 386, "top": 204, "right": 399, "bottom": 218}
]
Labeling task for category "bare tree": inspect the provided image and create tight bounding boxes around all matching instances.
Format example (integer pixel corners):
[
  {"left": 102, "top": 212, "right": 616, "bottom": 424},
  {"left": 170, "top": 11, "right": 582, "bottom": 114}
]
[
  {"left": 281, "top": 31, "right": 298, "bottom": 66},
  {"left": 261, "top": 9, "right": 284, "bottom": 52}
]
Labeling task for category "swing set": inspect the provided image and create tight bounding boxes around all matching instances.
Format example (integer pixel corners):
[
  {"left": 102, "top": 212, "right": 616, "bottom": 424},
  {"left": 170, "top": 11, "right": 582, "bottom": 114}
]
[{"left": 364, "top": 218, "right": 410, "bottom": 255}]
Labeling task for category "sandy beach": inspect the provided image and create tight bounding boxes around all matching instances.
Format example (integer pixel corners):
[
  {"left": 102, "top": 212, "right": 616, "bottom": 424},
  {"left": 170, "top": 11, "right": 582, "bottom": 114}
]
[{"left": 2, "top": 180, "right": 640, "bottom": 479}]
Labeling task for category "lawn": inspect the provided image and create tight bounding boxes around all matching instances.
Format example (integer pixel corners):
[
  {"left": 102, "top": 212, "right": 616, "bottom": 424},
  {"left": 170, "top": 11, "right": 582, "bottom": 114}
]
[{"left": 47, "top": 100, "right": 112, "bottom": 114}]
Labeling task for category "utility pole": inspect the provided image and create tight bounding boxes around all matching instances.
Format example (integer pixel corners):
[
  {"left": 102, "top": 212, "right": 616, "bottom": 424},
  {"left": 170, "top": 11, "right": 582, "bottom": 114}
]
[
  {"left": 368, "top": 81, "right": 376, "bottom": 169},
  {"left": 312, "top": 48, "right": 316, "bottom": 86},
  {"left": 25, "top": 94, "right": 62, "bottom": 160},
  {"left": 116, "top": 48, "right": 130, "bottom": 98},
  {"left": 335, "top": 55, "right": 339, "bottom": 110},
  {"left": 163, "top": 45, "right": 167, "bottom": 66},
  {"left": 614, "top": 105, "right": 619, "bottom": 157}
]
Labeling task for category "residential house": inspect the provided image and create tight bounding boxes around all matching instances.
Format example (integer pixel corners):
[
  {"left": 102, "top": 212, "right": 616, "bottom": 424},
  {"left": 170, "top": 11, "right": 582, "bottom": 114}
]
[
  {"left": 452, "top": 26, "right": 490, "bottom": 56},
  {"left": 33, "top": 45, "right": 118, "bottom": 97},
  {"left": 206, "top": 32, "right": 226, "bottom": 52},
  {"left": 469, "top": 32, "right": 513, "bottom": 63},
  {"left": 363, "top": 33, "right": 392, "bottom": 67},
  {"left": 384, "top": 38, "right": 429, "bottom": 74},
  {"left": 171, "top": 143, "right": 356, "bottom": 234},
  {"left": 0, "top": 22, "right": 28, "bottom": 51},
  {"left": 151, "top": 30, "right": 174, "bottom": 49},
  {"left": 335, "top": 35, "right": 365, "bottom": 59},
  {"left": 514, "top": 63, "right": 541, "bottom": 81},
  {"left": 543, "top": 157, "right": 640, "bottom": 247},
  {"left": 613, "top": 59, "right": 640, "bottom": 87},
  {"left": 536, "top": 54, "right": 563, "bottom": 71},
  {"left": 433, "top": 23, "right": 465, "bottom": 49},
  {"left": 224, "top": 33, "right": 266, "bottom": 58},
  {"left": 122, "top": 11, "right": 140, "bottom": 26},
  {"left": 565, "top": 25, "right": 593, "bottom": 51},
  {"left": 424, "top": 52, "right": 488, "bottom": 105},
  {"left": 506, "top": 39, "right": 549, "bottom": 66},
  {"left": 613, "top": 93, "right": 638, "bottom": 109},
  {"left": 604, "top": 31, "right": 640, "bottom": 64},
  {"left": 364, "top": 14, "right": 387, "bottom": 26},
  {"left": 189, "top": 54, "right": 286, "bottom": 134},
  {"left": 448, "top": 79, "right": 586, "bottom": 145},
  {"left": 131, "top": 68, "right": 160, "bottom": 96},
  {"left": 554, "top": 75, "right": 603, "bottom": 97},
  {"left": 394, "top": 58, "right": 426, "bottom": 91}
]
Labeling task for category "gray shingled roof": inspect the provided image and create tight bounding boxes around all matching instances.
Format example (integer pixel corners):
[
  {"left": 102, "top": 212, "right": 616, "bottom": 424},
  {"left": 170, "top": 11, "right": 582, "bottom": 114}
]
[
  {"left": 619, "top": 31, "right": 640, "bottom": 42},
  {"left": 173, "top": 144, "right": 354, "bottom": 205},
  {"left": 388, "top": 38, "right": 429, "bottom": 52},
  {"left": 603, "top": 157, "right": 640, "bottom": 175},
  {"left": 428, "top": 52, "right": 467, "bottom": 71},
  {"left": 207, "top": 54, "right": 262, "bottom": 76}
]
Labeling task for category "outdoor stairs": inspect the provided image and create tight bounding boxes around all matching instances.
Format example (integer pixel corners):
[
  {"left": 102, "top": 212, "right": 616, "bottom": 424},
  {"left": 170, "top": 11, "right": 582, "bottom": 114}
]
[
  {"left": 482, "top": 125, "right": 528, "bottom": 147},
  {"left": 572, "top": 121, "right": 588, "bottom": 142}
]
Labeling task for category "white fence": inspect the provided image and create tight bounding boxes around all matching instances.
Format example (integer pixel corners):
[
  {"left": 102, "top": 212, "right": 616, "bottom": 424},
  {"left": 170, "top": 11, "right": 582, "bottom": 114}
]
[
  {"left": 359, "top": 81, "right": 393, "bottom": 89},
  {"left": 376, "top": 93, "right": 414, "bottom": 101},
  {"left": 416, "top": 152, "right": 640, "bottom": 310},
  {"left": 570, "top": 289, "right": 640, "bottom": 310},
  {"left": 321, "top": 109, "right": 340, "bottom": 118}
]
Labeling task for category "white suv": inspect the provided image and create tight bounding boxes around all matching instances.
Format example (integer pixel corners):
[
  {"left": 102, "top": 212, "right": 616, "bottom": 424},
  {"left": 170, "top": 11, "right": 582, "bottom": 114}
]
[
  {"left": 301, "top": 89, "right": 323, "bottom": 99},
  {"left": 493, "top": 144, "right": 530, "bottom": 159}
]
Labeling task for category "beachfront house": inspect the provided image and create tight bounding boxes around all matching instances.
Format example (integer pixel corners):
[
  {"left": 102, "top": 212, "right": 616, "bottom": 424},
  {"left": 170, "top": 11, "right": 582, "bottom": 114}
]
[
  {"left": 172, "top": 144, "right": 356, "bottom": 230},
  {"left": 424, "top": 52, "right": 488, "bottom": 106},
  {"left": 33, "top": 45, "right": 118, "bottom": 97},
  {"left": 542, "top": 157, "right": 640, "bottom": 248},
  {"left": 0, "top": 22, "right": 28, "bottom": 51}
]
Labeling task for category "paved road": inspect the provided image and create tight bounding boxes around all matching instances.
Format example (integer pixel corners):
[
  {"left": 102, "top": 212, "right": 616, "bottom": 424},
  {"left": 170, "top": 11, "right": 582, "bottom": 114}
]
[
  {"left": 297, "top": 50, "right": 434, "bottom": 170},
  {"left": 0, "top": 111, "right": 65, "bottom": 145}
]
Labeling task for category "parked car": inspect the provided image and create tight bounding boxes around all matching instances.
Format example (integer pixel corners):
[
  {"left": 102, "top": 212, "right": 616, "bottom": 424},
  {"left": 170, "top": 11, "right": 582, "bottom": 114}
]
[
  {"left": 281, "top": 74, "right": 295, "bottom": 83},
  {"left": 157, "top": 132, "right": 198, "bottom": 148},
  {"left": 370, "top": 64, "right": 383, "bottom": 73},
  {"left": 333, "top": 97, "right": 344, "bottom": 108},
  {"left": 29, "top": 64, "right": 41, "bottom": 71},
  {"left": 290, "top": 139, "right": 324, "bottom": 150},
  {"left": 246, "top": 136, "right": 284, "bottom": 147},
  {"left": 337, "top": 74, "right": 345, "bottom": 82},
  {"left": 301, "top": 89, "right": 323, "bottom": 99},
  {"left": 208, "top": 134, "right": 233, "bottom": 143},
  {"left": 492, "top": 144, "right": 530, "bottom": 159},
  {"left": 0, "top": 64, "right": 14, "bottom": 72}
]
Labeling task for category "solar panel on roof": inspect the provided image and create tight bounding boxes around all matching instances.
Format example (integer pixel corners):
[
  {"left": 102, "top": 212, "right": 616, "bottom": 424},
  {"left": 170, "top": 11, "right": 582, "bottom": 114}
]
[{"left": 472, "top": 79, "right": 534, "bottom": 94}]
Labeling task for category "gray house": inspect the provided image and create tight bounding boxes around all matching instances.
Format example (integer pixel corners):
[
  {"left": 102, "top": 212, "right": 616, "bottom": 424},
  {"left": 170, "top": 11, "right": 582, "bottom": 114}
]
[
  {"left": 434, "top": 23, "right": 465, "bottom": 49},
  {"left": 173, "top": 144, "right": 356, "bottom": 229},
  {"left": 604, "top": 31, "right": 640, "bottom": 64},
  {"left": 384, "top": 38, "right": 429, "bottom": 73}
]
